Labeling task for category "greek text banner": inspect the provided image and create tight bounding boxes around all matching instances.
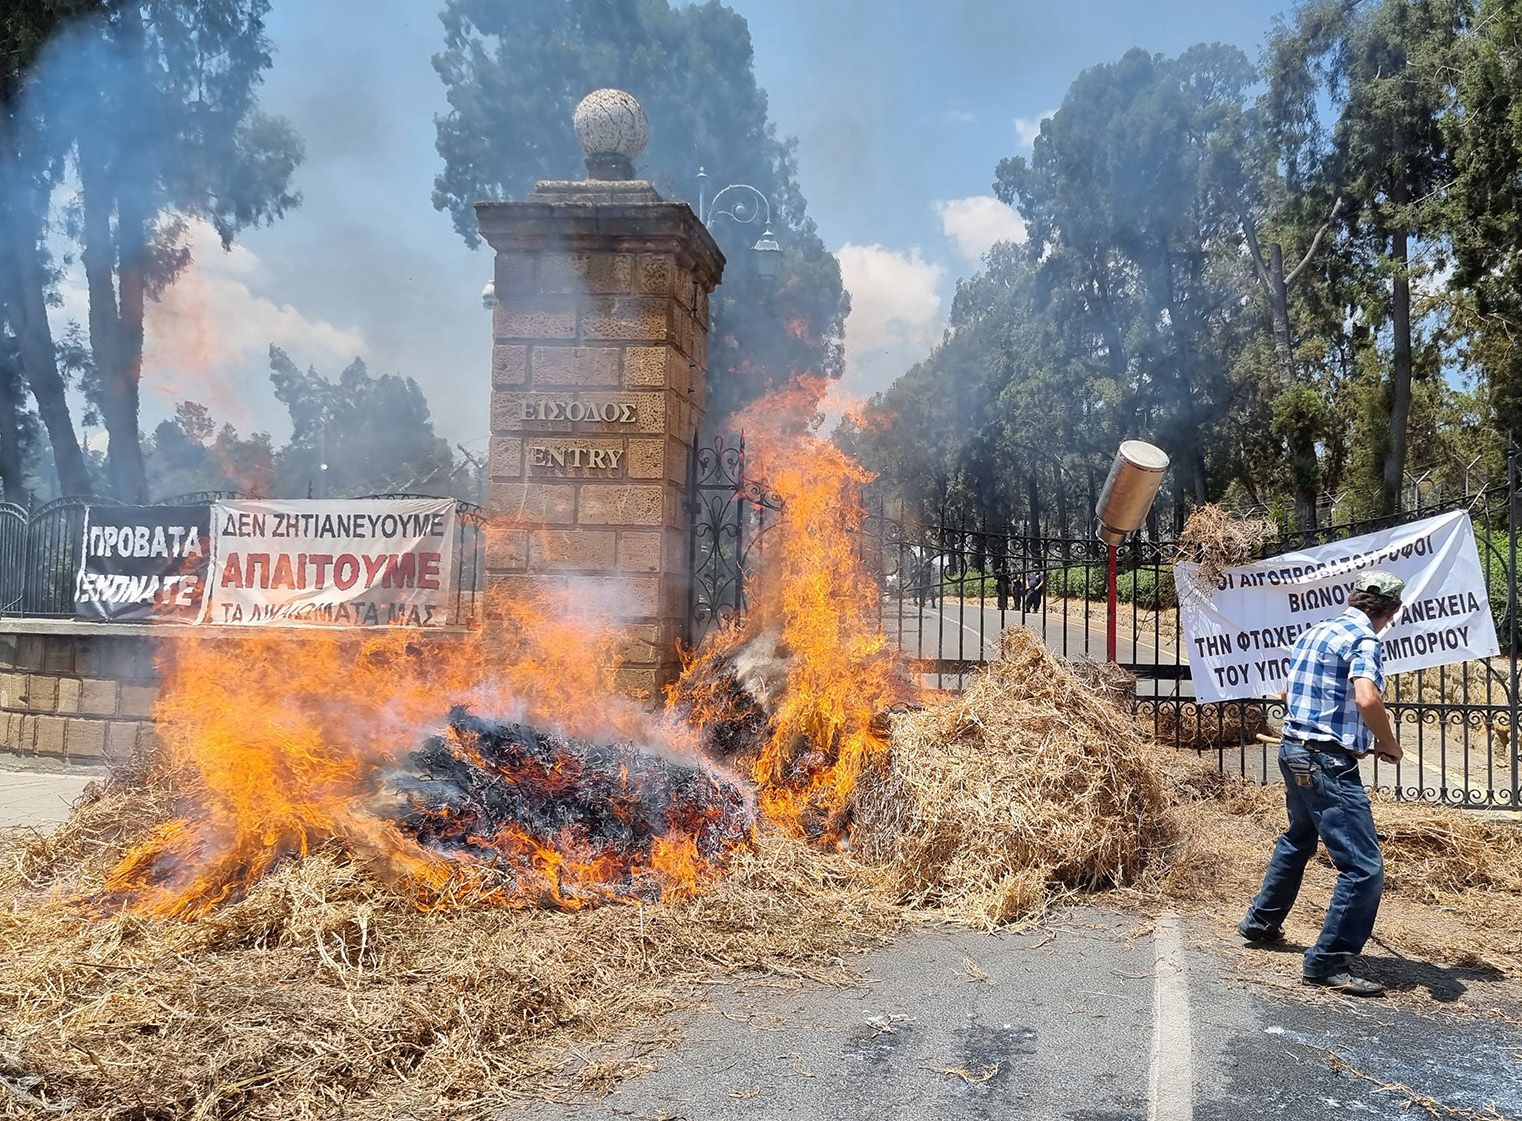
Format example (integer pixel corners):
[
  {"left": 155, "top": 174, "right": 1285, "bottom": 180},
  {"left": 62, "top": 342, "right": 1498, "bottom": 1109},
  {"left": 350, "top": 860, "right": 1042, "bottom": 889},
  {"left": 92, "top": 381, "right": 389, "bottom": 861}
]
[
  {"left": 208, "top": 499, "right": 456, "bottom": 627},
  {"left": 1176, "top": 510, "right": 1499, "bottom": 703},
  {"left": 74, "top": 505, "right": 212, "bottom": 623}
]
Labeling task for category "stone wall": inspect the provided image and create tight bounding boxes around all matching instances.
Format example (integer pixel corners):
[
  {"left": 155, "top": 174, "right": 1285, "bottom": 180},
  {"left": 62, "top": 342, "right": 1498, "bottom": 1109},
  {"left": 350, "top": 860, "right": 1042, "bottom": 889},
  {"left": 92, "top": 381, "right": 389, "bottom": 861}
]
[
  {"left": 0, "top": 622, "right": 161, "bottom": 765},
  {"left": 0, "top": 621, "right": 481, "bottom": 766}
]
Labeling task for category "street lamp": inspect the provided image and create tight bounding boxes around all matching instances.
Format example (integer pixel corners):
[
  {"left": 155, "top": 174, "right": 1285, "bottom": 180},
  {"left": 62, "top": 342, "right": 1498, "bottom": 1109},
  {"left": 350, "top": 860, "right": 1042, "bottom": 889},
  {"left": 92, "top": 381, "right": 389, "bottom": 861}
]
[{"left": 697, "top": 167, "right": 783, "bottom": 279}]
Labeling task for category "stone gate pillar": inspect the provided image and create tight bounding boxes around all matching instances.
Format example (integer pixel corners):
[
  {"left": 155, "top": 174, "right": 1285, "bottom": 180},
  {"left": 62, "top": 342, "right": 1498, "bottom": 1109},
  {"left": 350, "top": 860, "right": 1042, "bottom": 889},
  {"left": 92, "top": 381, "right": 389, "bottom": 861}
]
[{"left": 476, "top": 90, "right": 725, "bottom": 697}]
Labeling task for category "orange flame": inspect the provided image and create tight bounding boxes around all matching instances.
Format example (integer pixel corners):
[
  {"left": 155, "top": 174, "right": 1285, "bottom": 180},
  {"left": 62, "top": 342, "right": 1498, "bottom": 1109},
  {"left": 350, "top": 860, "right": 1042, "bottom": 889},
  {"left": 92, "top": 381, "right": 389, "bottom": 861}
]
[
  {"left": 95, "top": 375, "right": 913, "bottom": 916},
  {"left": 98, "top": 579, "right": 737, "bottom": 918},
  {"left": 675, "top": 377, "right": 915, "bottom": 839}
]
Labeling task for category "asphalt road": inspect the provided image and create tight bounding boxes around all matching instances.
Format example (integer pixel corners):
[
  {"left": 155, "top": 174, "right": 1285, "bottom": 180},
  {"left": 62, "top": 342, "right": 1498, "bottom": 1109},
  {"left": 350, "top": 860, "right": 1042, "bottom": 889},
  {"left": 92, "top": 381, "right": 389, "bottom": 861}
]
[
  {"left": 510, "top": 908, "right": 1522, "bottom": 1121},
  {"left": 882, "top": 597, "right": 1184, "bottom": 686}
]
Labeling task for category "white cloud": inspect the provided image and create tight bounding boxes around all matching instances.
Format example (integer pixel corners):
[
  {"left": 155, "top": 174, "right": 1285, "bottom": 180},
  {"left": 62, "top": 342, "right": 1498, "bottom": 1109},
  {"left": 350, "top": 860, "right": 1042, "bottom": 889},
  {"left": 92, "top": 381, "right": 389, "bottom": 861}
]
[
  {"left": 1014, "top": 110, "right": 1056, "bottom": 150},
  {"left": 834, "top": 243, "right": 945, "bottom": 406},
  {"left": 935, "top": 196, "right": 1027, "bottom": 263},
  {"left": 942, "top": 109, "right": 977, "bottom": 125},
  {"left": 141, "top": 217, "right": 367, "bottom": 431}
]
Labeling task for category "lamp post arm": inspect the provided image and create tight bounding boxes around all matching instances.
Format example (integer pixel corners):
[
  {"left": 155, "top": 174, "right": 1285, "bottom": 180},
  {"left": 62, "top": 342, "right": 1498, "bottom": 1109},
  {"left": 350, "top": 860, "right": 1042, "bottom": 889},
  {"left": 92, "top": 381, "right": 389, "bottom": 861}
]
[{"left": 703, "top": 183, "right": 772, "bottom": 230}]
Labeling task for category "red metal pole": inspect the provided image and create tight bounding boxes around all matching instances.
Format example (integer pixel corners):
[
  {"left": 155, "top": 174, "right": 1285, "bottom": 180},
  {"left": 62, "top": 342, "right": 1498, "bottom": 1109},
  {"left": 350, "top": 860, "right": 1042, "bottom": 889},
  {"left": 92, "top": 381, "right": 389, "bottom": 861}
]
[{"left": 1106, "top": 544, "right": 1118, "bottom": 663}]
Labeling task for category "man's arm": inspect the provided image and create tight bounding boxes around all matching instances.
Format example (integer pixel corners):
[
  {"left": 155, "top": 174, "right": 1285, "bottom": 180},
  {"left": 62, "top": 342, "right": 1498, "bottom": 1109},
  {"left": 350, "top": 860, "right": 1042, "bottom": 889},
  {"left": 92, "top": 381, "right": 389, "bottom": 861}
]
[{"left": 1354, "top": 677, "right": 1402, "bottom": 762}]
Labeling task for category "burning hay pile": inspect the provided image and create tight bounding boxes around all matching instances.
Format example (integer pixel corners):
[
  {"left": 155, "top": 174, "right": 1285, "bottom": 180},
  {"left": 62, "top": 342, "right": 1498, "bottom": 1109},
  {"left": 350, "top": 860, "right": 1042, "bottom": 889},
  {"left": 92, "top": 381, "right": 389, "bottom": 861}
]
[
  {"left": 4, "top": 614, "right": 1521, "bottom": 1115},
  {"left": 671, "top": 379, "right": 917, "bottom": 841},
  {"left": 7, "top": 390, "right": 1522, "bottom": 1116},
  {"left": 0, "top": 765, "right": 895, "bottom": 1118},
  {"left": 391, "top": 708, "right": 754, "bottom": 906},
  {"left": 855, "top": 627, "right": 1171, "bottom": 929}
]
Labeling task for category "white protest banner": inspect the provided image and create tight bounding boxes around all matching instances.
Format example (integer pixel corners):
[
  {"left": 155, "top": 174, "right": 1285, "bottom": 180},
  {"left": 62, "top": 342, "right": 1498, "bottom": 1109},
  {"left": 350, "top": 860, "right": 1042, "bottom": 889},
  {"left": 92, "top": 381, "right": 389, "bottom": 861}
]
[
  {"left": 208, "top": 499, "right": 457, "bottom": 627},
  {"left": 1177, "top": 509, "right": 1499, "bottom": 704}
]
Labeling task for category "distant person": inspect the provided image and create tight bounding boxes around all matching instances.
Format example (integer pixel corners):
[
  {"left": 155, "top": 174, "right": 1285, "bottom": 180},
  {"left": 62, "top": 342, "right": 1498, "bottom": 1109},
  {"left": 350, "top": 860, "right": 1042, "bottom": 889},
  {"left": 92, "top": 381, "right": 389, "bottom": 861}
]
[
  {"left": 1023, "top": 570, "right": 1045, "bottom": 612},
  {"left": 922, "top": 557, "right": 939, "bottom": 609},
  {"left": 995, "top": 562, "right": 1012, "bottom": 612},
  {"left": 1238, "top": 571, "right": 1405, "bottom": 997}
]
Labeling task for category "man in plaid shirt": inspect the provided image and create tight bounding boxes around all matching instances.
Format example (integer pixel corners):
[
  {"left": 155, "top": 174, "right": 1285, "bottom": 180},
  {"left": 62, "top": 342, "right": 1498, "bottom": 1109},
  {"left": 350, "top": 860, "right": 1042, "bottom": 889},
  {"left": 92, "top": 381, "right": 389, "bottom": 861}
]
[{"left": 1239, "top": 570, "right": 1406, "bottom": 997}]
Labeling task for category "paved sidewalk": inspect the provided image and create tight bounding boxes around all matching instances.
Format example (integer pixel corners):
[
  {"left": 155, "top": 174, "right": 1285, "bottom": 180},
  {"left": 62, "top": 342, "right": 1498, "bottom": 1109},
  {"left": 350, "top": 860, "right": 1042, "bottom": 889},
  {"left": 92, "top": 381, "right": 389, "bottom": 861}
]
[{"left": 0, "top": 768, "right": 97, "bottom": 830}]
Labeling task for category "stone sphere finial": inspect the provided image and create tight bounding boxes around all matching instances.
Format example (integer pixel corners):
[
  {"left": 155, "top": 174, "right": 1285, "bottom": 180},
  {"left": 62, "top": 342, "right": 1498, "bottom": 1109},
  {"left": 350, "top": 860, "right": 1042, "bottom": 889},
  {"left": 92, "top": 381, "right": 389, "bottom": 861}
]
[{"left": 573, "top": 89, "right": 649, "bottom": 180}]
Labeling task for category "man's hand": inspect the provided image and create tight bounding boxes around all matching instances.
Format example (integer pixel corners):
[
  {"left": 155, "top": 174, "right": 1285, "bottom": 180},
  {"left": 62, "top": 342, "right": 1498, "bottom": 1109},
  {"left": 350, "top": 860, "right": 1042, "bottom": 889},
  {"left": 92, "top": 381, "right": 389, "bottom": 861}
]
[{"left": 1354, "top": 677, "right": 1401, "bottom": 764}]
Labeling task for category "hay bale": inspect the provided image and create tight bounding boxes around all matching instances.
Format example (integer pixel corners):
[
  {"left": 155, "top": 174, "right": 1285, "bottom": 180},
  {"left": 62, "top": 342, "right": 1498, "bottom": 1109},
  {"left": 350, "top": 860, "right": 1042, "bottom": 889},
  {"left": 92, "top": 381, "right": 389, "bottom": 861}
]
[
  {"left": 852, "top": 627, "right": 1172, "bottom": 929},
  {"left": 1377, "top": 806, "right": 1522, "bottom": 900},
  {"left": 1174, "top": 504, "right": 1277, "bottom": 601}
]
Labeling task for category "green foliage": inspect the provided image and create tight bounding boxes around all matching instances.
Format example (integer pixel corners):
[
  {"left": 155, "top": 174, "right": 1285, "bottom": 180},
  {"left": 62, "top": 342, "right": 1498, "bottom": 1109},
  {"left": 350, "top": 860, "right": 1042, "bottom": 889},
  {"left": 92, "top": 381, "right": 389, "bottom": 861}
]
[
  {"left": 1279, "top": 0, "right": 1467, "bottom": 513},
  {"left": 0, "top": 334, "right": 46, "bottom": 502},
  {"left": 994, "top": 44, "right": 1259, "bottom": 507},
  {"left": 860, "top": 2, "right": 1518, "bottom": 530},
  {"left": 1472, "top": 527, "right": 1518, "bottom": 639},
  {"left": 432, "top": 0, "right": 846, "bottom": 422},
  {"left": 144, "top": 401, "right": 274, "bottom": 499},
  {"left": 1270, "top": 382, "right": 1330, "bottom": 444},
  {"left": 1, "top": 1, "right": 303, "bottom": 502},
  {"left": 858, "top": 45, "right": 1273, "bottom": 528},
  {"left": 1271, "top": 382, "right": 1330, "bottom": 496},
  {"left": 0, "top": 0, "right": 96, "bottom": 97},
  {"left": 268, "top": 347, "right": 459, "bottom": 500},
  {"left": 1449, "top": 0, "right": 1522, "bottom": 442},
  {"left": 1044, "top": 565, "right": 1178, "bottom": 610},
  {"left": 145, "top": 351, "right": 474, "bottom": 503}
]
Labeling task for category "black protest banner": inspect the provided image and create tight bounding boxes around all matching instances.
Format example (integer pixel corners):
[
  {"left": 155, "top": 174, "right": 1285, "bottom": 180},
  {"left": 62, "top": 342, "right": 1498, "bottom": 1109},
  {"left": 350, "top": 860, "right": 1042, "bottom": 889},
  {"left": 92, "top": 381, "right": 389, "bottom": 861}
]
[{"left": 74, "top": 505, "right": 213, "bottom": 623}]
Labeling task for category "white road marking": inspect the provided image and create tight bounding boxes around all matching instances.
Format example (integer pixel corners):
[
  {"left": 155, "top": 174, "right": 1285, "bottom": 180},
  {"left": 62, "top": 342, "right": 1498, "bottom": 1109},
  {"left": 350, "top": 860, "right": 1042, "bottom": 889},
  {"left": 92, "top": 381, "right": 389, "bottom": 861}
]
[
  {"left": 1149, "top": 911, "right": 1193, "bottom": 1121},
  {"left": 929, "top": 605, "right": 1000, "bottom": 655}
]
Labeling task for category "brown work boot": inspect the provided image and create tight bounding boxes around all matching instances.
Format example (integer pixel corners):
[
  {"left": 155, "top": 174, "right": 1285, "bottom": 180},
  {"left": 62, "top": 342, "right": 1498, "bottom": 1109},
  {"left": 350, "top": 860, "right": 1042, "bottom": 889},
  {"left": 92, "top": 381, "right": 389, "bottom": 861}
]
[{"left": 1302, "top": 971, "right": 1386, "bottom": 997}]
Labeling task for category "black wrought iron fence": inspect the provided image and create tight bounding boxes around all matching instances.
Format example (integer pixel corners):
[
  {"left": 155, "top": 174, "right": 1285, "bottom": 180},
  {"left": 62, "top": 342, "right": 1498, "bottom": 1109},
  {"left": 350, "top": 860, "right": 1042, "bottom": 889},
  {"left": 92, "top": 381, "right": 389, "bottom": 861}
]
[
  {"left": 1, "top": 493, "right": 486, "bottom": 625},
  {"left": 687, "top": 435, "right": 782, "bottom": 648},
  {"left": 19, "top": 496, "right": 123, "bottom": 616},
  {"left": 0, "top": 502, "right": 26, "bottom": 615},
  {"left": 687, "top": 433, "right": 1522, "bottom": 810}
]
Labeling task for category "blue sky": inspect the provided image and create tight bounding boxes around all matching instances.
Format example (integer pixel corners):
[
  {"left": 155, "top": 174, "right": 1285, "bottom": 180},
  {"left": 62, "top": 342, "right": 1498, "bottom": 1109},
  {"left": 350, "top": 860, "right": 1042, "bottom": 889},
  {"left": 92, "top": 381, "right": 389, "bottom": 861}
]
[{"left": 116, "top": 0, "right": 1293, "bottom": 449}]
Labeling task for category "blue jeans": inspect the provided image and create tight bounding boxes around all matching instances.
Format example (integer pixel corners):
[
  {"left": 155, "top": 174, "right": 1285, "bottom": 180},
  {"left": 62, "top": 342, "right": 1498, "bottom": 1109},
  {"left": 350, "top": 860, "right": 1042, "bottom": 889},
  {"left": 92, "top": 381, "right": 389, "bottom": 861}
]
[{"left": 1242, "top": 743, "right": 1384, "bottom": 978}]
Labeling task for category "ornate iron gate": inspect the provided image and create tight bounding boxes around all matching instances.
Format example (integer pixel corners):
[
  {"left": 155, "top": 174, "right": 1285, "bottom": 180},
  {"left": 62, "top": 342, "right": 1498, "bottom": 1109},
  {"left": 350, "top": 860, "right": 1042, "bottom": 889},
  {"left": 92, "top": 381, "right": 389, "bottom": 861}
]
[
  {"left": 0, "top": 503, "right": 25, "bottom": 615},
  {"left": 685, "top": 437, "right": 1521, "bottom": 809},
  {"left": 685, "top": 435, "right": 780, "bottom": 650}
]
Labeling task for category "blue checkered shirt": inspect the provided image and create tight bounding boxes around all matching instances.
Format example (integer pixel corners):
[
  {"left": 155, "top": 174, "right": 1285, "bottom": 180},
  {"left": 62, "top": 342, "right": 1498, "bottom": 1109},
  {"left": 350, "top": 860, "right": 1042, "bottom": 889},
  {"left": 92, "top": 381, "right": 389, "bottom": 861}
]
[{"left": 1281, "top": 607, "right": 1385, "bottom": 754}]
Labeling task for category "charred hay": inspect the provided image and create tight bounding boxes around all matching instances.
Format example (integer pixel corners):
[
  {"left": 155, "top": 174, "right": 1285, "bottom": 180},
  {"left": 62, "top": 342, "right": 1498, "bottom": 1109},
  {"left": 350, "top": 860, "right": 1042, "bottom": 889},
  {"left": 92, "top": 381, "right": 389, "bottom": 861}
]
[{"left": 391, "top": 708, "right": 753, "bottom": 904}]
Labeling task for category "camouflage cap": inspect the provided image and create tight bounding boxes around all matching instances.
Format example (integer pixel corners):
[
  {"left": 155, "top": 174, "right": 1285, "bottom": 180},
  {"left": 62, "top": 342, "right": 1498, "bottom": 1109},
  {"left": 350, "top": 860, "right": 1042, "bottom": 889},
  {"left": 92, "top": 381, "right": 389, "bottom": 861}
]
[{"left": 1354, "top": 570, "right": 1406, "bottom": 599}]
